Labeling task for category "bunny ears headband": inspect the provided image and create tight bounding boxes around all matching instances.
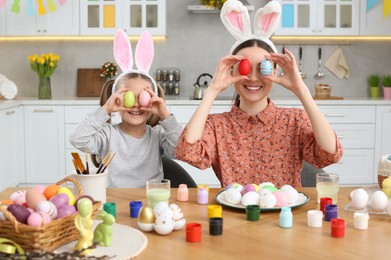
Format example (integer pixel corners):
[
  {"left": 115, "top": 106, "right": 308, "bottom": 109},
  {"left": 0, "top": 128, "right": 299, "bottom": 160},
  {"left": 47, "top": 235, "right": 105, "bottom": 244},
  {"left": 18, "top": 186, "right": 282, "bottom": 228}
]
[
  {"left": 220, "top": 0, "right": 281, "bottom": 54},
  {"left": 112, "top": 29, "right": 157, "bottom": 94}
]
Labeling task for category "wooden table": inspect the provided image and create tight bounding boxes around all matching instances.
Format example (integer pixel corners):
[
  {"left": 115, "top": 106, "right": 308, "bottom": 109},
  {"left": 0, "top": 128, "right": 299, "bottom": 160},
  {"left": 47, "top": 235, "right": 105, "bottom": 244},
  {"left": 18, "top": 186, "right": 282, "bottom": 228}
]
[{"left": 1, "top": 187, "right": 390, "bottom": 259}]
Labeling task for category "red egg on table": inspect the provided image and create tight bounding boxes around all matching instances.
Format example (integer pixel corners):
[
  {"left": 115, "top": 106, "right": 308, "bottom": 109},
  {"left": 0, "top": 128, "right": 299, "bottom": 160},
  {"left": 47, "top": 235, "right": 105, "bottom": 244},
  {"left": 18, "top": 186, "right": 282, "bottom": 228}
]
[{"left": 139, "top": 90, "right": 151, "bottom": 107}]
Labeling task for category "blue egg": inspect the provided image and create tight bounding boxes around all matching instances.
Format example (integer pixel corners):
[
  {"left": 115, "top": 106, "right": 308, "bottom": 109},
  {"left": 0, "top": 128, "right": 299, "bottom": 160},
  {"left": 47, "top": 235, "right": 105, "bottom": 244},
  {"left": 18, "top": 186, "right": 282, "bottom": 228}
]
[{"left": 260, "top": 59, "right": 273, "bottom": 76}]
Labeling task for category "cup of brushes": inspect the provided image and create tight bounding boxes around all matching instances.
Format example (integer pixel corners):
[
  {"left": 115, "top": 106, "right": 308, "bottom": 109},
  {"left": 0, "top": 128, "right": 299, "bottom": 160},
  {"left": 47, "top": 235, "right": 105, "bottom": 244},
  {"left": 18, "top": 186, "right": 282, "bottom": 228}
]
[{"left": 70, "top": 151, "right": 116, "bottom": 206}]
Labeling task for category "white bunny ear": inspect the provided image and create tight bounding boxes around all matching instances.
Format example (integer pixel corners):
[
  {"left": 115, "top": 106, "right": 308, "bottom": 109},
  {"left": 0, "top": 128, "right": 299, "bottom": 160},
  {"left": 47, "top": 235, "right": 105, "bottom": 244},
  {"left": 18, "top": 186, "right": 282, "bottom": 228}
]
[
  {"left": 113, "top": 29, "right": 133, "bottom": 72},
  {"left": 135, "top": 31, "right": 154, "bottom": 73},
  {"left": 220, "top": 0, "right": 251, "bottom": 42},
  {"left": 253, "top": 0, "right": 281, "bottom": 39}
]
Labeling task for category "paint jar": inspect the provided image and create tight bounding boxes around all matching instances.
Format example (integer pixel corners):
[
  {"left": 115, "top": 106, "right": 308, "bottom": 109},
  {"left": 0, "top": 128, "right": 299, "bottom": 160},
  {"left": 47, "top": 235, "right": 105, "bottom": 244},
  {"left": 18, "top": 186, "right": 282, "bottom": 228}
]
[
  {"left": 279, "top": 207, "right": 293, "bottom": 228},
  {"left": 354, "top": 211, "right": 369, "bottom": 230},
  {"left": 307, "top": 210, "right": 323, "bottom": 228}
]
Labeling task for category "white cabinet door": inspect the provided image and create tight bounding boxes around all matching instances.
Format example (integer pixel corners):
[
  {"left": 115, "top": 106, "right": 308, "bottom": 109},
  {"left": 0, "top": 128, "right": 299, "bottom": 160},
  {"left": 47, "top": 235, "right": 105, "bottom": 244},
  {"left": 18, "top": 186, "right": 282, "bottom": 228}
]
[
  {"left": 24, "top": 106, "right": 65, "bottom": 184},
  {"left": 80, "top": 0, "right": 166, "bottom": 36},
  {"left": 275, "top": 0, "right": 359, "bottom": 36},
  {"left": 360, "top": 1, "right": 391, "bottom": 35},
  {"left": 6, "top": 0, "right": 79, "bottom": 36},
  {"left": 0, "top": 7, "right": 5, "bottom": 36},
  {"left": 0, "top": 107, "right": 22, "bottom": 190},
  {"left": 374, "top": 106, "right": 391, "bottom": 177}
]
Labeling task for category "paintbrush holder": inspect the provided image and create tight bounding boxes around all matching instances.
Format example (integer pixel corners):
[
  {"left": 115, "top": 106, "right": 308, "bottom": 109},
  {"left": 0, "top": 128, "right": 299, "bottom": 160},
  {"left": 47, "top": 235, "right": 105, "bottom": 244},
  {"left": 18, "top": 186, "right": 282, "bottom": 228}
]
[{"left": 70, "top": 169, "right": 107, "bottom": 207}]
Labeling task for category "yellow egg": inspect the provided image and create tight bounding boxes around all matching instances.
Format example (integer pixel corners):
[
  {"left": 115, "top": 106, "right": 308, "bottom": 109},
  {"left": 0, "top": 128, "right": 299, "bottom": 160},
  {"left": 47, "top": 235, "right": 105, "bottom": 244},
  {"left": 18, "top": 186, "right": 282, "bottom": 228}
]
[
  {"left": 138, "top": 206, "right": 155, "bottom": 223},
  {"left": 57, "top": 187, "right": 75, "bottom": 205}
]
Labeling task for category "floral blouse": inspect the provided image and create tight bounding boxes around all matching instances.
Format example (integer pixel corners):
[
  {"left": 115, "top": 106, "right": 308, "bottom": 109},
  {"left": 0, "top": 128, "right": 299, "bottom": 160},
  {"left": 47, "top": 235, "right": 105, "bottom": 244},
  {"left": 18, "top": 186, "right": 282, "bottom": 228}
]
[{"left": 175, "top": 99, "right": 343, "bottom": 188}]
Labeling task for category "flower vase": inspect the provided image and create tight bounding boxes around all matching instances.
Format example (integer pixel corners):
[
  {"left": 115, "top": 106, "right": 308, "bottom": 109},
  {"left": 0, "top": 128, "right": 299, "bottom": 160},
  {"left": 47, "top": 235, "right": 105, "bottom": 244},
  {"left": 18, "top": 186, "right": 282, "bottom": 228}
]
[
  {"left": 369, "top": 87, "right": 379, "bottom": 99},
  {"left": 384, "top": 87, "right": 391, "bottom": 100},
  {"left": 38, "top": 77, "right": 51, "bottom": 99}
]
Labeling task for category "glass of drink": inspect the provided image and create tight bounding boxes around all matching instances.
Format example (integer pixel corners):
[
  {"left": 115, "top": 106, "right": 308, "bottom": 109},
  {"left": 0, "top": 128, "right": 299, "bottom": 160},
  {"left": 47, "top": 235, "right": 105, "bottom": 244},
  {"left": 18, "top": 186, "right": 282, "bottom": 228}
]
[
  {"left": 316, "top": 173, "right": 339, "bottom": 203},
  {"left": 146, "top": 179, "right": 171, "bottom": 209}
]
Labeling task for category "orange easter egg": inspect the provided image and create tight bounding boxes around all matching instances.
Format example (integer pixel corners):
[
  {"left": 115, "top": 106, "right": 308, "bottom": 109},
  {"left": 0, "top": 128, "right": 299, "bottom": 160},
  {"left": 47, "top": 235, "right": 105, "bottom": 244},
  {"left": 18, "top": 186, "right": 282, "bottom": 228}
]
[
  {"left": 43, "top": 184, "right": 60, "bottom": 200},
  {"left": 0, "top": 199, "right": 14, "bottom": 205}
]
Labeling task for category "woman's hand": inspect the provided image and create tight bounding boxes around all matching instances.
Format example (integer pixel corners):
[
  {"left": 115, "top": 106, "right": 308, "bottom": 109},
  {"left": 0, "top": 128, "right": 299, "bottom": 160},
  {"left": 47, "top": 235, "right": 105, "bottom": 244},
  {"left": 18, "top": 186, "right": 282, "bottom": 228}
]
[
  {"left": 140, "top": 87, "right": 171, "bottom": 120},
  {"left": 264, "top": 48, "right": 307, "bottom": 96},
  {"left": 206, "top": 55, "right": 248, "bottom": 98}
]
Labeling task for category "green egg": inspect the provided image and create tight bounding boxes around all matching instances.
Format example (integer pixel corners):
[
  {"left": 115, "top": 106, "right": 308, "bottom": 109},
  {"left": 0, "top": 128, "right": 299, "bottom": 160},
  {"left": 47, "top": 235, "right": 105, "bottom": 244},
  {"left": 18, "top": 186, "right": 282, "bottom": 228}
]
[
  {"left": 123, "top": 91, "right": 135, "bottom": 108},
  {"left": 263, "top": 185, "right": 278, "bottom": 193}
]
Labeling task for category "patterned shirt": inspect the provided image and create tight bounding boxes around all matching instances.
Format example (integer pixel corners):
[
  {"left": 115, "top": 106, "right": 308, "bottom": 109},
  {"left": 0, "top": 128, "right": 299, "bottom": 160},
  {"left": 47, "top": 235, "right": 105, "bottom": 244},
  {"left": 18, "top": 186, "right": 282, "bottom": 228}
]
[{"left": 175, "top": 99, "right": 343, "bottom": 188}]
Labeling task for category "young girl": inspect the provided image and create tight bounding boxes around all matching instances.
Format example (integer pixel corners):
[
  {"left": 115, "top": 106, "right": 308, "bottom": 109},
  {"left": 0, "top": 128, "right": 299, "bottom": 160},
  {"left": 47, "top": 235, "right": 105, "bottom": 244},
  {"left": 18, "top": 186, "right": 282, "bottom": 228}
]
[
  {"left": 175, "top": 0, "right": 343, "bottom": 188},
  {"left": 70, "top": 30, "right": 183, "bottom": 188}
]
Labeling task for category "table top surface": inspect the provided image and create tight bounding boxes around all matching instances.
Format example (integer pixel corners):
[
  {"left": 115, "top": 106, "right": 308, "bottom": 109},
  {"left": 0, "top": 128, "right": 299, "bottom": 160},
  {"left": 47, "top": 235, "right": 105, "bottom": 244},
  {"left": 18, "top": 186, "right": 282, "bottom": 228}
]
[{"left": 1, "top": 187, "right": 390, "bottom": 259}]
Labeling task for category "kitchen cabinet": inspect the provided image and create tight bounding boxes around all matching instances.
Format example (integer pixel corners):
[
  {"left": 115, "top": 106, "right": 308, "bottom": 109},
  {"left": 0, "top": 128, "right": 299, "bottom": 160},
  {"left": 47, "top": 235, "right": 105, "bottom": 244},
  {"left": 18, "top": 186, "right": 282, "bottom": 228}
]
[
  {"left": 360, "top": 1, "right": 391, "bottom": 35},
  {"left": 6, "top": 0, "right": 79, "bottom": 36},
  {"left": 374, "top": 106, "right": 391, "bottom": 173},
  {"left": 0, "top": 107, "right": 22, "bottom": 191},
  {"left": 0, "top": 7, "right": 5, "bottom": 36},
  {"left": 80, "top": 0, "right": 166, "bottom": 36},
  {"left": 275, "top": 0, "right": 359, "bottom": 36},
  {"left": 23, "top": 106, "right": 65, "bottom": 184}
]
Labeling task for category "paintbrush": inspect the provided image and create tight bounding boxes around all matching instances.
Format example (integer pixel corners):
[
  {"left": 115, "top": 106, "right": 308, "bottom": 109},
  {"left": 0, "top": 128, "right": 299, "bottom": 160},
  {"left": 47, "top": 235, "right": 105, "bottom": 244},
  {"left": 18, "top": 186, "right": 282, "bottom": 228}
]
[
  {"left": 85, "top": 153, "right": 90, "bottom": 175},
  {"left": 100, "top": 152, "right": 116, "bottom": 173},
  {"left": 97, "top": 150, "right": 112, "bottom": 174},
  {"left": 72, "top": 159, "right": 82, "bottom": 175},
  {"left": 71, "top": 152, "right": 87, "bottom": 174}
]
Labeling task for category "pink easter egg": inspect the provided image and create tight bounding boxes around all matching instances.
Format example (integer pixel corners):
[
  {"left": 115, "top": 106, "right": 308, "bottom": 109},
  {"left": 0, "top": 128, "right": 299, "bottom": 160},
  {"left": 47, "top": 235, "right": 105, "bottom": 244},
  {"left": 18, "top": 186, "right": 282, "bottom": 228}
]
[
  {"left": 27, "top": 211, "right": 51, "bottom": 227},
  {"left": 56, "top": 205, "right": 76, "bottom": 219},
  {"left": 273, "top": 191, "right": 289, "bottom": 207},
  {"left": 33, "top": 185, "right": 46, "bottom": 194},
  {"left": 241, "top": 184, "right": 258, "bottom": 196},
  {"left": 10, "top": 190, "right": 26, "bottom": 205},
  {"left": 50, "top": 193, "right": 69, "bottom": 209},
  {"left": 36, "top": 201, "right": 58, "bottom": 220},
  {"left": 139, "top": 90, "right": 151, "bottom": 107}
]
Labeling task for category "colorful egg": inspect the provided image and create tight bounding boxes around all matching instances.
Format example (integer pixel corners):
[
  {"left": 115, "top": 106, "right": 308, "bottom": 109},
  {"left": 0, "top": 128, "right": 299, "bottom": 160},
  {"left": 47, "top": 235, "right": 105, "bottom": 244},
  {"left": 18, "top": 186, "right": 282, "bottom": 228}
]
[
  {"left": 50, "top": 193, "right": 69, "bottom": 209},
  {"left": 138, "top": 206, "right": 155, "bottom": 232},
  {"left": 280, "top": 186, "right": 299, "bottom": 204},
  {"left": 36, "top": 201, "right": 58, "bottom": 220},
  {"left": 169, "top": 204, "right": 186, "bottom": 230},
  {"left": 25, "top": 189, "right": 47, "bottom": 210},
  {"left": 57, "top": 187, "right": 75, "bottom": 205},
  {"left": 224, "top": 188, "right": 242, "bottom": 205},
  {"left": 43, "top": 184, "right": 60, "bottom": 200},
  {"left": 154, "top": 207, "right": 175, "bottom": 235},
  {"left": 7, "top": 204, "right": 31, "bottom": 224},
  {"left": 10, "top": 190, "right": 26, "bottom": 205},
  {"left": 139, "top": 90, "right": 151, "bottom": 107},
  {"left": 123, "top": 91, "right": 135, "bottom": 108},
  {"left": 226, "top": 183, "right": 243, "bottom": 192},
  {"left": 27, "top": 211, "right": 51, "bottom": 227},
  {"left": 273, "top": 191, "right": 288, "bottom": 207},
  {"left": 238, "top": 58, "right": 251, "bottom": 75},
  {"left": 33, "top": 185, "right": 46, "bottom": 194},
  {"left": 260, "top": 59, "right": 273, "bottom": 76},
  {"left": 56, "top": 205, "right": 77, "bottom": 219}
]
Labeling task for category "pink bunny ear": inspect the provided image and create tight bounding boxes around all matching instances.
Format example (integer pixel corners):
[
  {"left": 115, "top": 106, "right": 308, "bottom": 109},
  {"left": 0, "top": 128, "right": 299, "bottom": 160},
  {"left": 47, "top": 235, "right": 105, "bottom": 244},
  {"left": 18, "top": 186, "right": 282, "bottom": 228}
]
[
  {"left": 135, "top": 31, "right": 154, "bottom": 73},
  {"left": 113, "top": 29, "right": 133, "bottom": 72},
  {"left": 253, "top": 1, "right": 281, "bottom": 38},
  {"left": 220, "top": 0, "right": 251, "bottom": 42}
]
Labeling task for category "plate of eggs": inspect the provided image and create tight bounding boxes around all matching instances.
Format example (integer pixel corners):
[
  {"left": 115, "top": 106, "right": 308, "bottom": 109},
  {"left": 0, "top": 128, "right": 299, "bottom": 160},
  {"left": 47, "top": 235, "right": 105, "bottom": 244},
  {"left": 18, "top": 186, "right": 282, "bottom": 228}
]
[{"left": 215, "top": 182, "right": 310, "bottom": 211}]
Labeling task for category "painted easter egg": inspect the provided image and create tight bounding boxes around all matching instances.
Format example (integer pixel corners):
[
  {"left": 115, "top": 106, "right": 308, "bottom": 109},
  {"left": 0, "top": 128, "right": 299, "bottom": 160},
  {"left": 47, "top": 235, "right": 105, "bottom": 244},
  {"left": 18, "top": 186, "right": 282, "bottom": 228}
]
[
  {"left": 123, "top": 91, "right": 135, "bottom": 108},
  {"left": 139, "top": 90, "right": 151, "bottom": 107},
  {"left": 57, "top": 187, "right": 75, "bottom": 205},
  {"left": 25, "top": 189, "right": 47, "bottom": 210},
  {"left": 260, "top": 59, "right": 273, "bottom": 76},
  {"left": 238, "top": 58, "right": 251, "bottom": 75},
  {"left": 7, "top": 204, "right": 31, "bottom": 224}
]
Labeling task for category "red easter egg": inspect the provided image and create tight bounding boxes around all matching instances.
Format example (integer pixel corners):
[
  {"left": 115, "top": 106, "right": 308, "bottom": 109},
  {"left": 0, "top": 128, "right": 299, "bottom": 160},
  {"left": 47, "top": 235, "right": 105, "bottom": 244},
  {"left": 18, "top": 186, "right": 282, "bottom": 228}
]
[{"left": 238, "top": 59, "right": 251, "bottom": 75}]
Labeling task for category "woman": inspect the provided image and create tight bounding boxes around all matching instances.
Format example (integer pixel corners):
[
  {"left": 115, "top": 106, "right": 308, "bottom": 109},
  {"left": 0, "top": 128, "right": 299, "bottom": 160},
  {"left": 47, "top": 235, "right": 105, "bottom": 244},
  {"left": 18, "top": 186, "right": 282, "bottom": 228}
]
[{"left": 175, "top": 0, "right": 343, "bottom": 188}]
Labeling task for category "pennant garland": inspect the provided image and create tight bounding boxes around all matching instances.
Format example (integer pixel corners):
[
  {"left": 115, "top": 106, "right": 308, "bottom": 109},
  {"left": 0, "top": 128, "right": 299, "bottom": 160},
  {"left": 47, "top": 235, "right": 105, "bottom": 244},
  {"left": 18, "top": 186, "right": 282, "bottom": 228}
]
[
  {"left": 367, "top": 0, "right": 378, "bottom": 12},
  {"left": 0, "top": 0, "right": 5, "bottom": 9},
  {"left": 1, "top": 0, "right": 64, "bottom": 15},
  {"left": 27, "top": 0, "right": 35, "bottom": 16},
  {"left": 385, "top": 0, "right": 391, "bottom": 18}
]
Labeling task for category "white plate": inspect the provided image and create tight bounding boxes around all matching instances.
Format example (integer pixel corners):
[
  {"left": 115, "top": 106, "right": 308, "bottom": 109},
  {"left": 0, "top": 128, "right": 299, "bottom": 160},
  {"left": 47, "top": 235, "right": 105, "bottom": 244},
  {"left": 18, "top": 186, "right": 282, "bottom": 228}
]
[
  {"left": 55, "top": 221, "right": 148, "bottom": 259},
  {"left": 215, "top": 190, "right": 310, "bottom": 211},
  {"left": 0, "top": 80, "right": 17, "bottom": 100}
]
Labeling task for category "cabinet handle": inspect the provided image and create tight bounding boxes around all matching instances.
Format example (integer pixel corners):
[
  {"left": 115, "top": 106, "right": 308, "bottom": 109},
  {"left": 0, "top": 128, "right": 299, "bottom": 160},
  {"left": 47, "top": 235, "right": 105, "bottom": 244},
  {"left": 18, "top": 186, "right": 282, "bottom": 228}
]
[
  {"left": 324, "top": 113, "right": 345, "bottom": 117},
  {"left": 33, "top": 109, "right": 54, "bottom": 113},
  {"left": 6, "top": 110, "right": 15, "bottom": 115}
]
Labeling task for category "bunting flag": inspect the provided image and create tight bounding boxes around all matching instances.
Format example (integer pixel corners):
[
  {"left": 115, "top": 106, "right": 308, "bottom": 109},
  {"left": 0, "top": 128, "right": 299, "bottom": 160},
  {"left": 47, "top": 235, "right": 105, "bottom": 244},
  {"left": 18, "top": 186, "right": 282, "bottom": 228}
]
[
  {"left": 37, "top": 0, "right": 46, "bottom": 15},
  {"left": 0, "top": 0, "right": 5, "bottom": 8},
  {"left": 385, "top": 0, "right": 391, "bottom": 18},
  {"left": 48, "top": 0, "right": 56, "bottom": 12},
  {"left": 27, "top": 0, "right": 35, "bottom": 16},
  {"left": 10, "top": 0, "right": 20, "bottom": 13},
  {"left": 367, "top": 0, "right": 378, "bottom": 12},
  {"left": 59, "top": 0, "right": 67, "bottom": 6}
]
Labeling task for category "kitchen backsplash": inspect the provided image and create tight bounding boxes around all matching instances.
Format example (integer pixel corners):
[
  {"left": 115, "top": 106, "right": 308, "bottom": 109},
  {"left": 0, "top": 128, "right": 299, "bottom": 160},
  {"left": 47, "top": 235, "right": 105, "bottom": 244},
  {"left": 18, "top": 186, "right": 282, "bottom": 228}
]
[{"left": 1, "top": 0, "right": 391, "bottom": 99}]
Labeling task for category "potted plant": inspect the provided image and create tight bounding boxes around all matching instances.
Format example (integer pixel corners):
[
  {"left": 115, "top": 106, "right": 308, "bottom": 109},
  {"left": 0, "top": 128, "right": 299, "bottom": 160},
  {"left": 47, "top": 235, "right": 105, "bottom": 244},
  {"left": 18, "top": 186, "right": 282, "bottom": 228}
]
[
  {"left": 368, "top": 74, "right": 380, "bottom": 98},
  {"left": 383, "top": 75, "right": 391, "bottom": 100}
]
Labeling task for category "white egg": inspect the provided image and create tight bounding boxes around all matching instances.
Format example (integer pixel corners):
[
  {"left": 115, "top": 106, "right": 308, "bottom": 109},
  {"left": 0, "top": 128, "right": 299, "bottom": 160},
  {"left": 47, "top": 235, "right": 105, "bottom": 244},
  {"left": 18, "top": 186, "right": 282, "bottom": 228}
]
[
  {"left": 169, "top": 204, "right": 186, "bottom": 230},
  {"left": 154, "top": 207, "right": 175, "bottom": 235},
  {"left": 36, "top": 201, "right": 58, "bottom": 220},
  {"left": 137, "top": 222, "right": 154, "bottom": 232},
  {"left": 224, "top": 189, "right": 242, "bottom": 204},
  {"left": 280, "top": 185, "right": 294, "bottom": 192},
  {"left": 241, "top": 191, "right": 260, "bottom": 206},
  {"left": 258, "top": 182, "right": 275, "bottom": 189},
  {"left": 369, "top": 190, "right": 388, "bottom": 211},
  {"left": 350, "top": 188, "right": 369, "bottom": 209},
  {"left": 259, "top": 193, "right": 276, "bottom": 208},
  {"left": 257, "top": 188, "right": 272, "bottom": 198},
  {"left": 281, "top": 187, "right": 299, "bottom": 204}
]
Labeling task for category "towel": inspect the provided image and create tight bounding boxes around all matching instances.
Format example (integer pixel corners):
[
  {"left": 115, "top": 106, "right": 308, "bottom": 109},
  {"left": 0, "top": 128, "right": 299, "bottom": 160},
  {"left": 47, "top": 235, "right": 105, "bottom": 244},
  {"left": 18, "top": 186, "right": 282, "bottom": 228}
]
[{"left": 325, "top": 47, "right": 350, "bottom": 79}]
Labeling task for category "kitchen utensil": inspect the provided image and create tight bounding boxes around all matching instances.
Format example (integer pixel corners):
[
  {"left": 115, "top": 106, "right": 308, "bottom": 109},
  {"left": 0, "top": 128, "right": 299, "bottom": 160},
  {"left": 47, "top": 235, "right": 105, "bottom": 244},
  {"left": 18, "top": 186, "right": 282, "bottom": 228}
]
[
  {"left": 193, "top": 73, "right": 213, "bottom": 100},
  {"left": 315, "top": 47, "right": 325, "bottom": 79},
  {"left": 299, "top": 46, "right": 306, "bottom": 79}
]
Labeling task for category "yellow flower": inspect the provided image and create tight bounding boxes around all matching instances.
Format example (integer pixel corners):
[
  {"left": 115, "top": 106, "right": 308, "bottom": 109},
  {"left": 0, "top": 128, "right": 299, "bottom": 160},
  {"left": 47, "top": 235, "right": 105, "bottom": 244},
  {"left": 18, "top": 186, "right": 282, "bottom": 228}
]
[{"left": 28, "top": 52, "right": 60, "bottom": 78}]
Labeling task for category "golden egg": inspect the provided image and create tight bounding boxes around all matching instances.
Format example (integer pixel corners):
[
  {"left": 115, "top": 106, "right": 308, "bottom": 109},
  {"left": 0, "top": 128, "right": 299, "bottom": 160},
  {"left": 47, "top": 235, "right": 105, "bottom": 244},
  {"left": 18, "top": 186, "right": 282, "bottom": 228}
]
[{"left": 138, "top": 206, "right": 156, "bottom": 223}]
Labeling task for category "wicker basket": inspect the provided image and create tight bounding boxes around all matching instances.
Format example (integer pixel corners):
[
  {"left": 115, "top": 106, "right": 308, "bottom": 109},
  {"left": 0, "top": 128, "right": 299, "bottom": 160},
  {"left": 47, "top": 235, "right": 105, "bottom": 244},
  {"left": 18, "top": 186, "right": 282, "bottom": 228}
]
[
  {"left": 0, "top": 177, "right": 102, "bottom": 252},
  {"left": 378, "top": 170, "right": 391, "bottom": 189}
]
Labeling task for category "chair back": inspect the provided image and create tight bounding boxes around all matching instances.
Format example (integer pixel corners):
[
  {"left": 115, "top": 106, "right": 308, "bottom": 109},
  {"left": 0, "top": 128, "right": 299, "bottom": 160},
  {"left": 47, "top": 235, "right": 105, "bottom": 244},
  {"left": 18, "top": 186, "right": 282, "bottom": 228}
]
[
  {"left": 162, "top": 157, "right": 197, "bottom": 188},
  {"left": 301, "top": 161, "right": 325, "bottom": 187}
]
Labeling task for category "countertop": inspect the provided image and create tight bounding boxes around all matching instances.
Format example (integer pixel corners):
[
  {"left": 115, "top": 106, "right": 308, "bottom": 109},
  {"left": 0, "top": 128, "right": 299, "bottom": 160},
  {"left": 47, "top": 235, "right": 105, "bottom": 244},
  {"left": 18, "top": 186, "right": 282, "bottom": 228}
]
[{"left": 1, "top": 96, "right": 391, "bottom": 110}]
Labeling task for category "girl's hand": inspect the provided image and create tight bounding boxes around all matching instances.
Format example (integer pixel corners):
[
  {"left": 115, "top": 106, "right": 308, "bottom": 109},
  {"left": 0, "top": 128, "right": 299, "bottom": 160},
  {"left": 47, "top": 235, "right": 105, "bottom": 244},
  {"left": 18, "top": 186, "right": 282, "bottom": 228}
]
[
  {"left": 264, "top": 48, "right": 307, "bottom": 95},
  {"left": 206, "top": 55, "right": 249, "bottom": 97},
  {"left": 140, "top": 87, "right": 171, "bottom": 120},
  {"left": 102, "top": 88, "right": 133, "bottom": 114}
]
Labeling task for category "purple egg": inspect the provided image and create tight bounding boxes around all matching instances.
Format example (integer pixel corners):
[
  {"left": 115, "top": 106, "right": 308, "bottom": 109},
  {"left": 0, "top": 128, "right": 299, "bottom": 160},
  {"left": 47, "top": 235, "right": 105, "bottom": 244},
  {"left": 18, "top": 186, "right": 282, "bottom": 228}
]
[
  {"left": 56, "top": 205, "right": 76, "bottom": 219},
  {"left": 241, "top": 184, "right": 257, "bottom": 196},
  {"left": 50, "top": 193, "right": 69, "bottom": 209},
  {"left": 7, "top": 204, "right": 31, "bottom": 224}
]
